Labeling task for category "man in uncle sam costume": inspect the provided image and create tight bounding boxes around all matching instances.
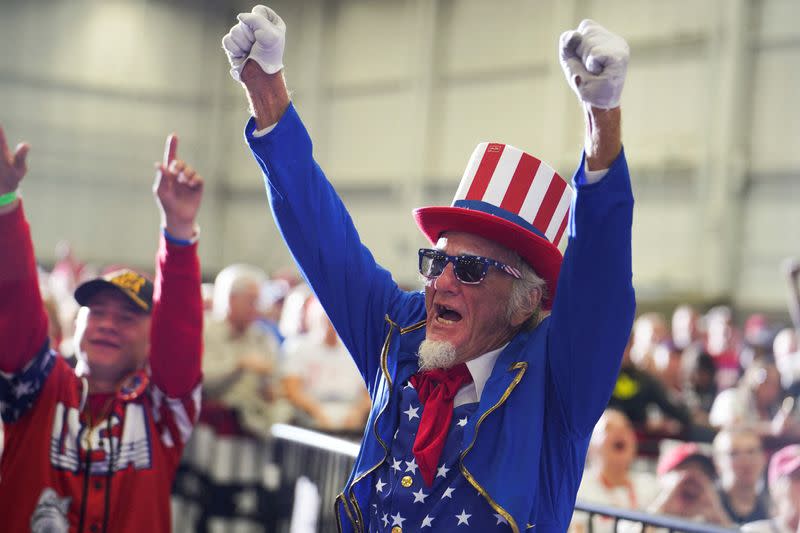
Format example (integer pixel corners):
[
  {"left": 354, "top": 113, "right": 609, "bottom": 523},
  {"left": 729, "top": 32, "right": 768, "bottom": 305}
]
[{"left": 223, "top": 6, "right": 634, "bottom": 532}]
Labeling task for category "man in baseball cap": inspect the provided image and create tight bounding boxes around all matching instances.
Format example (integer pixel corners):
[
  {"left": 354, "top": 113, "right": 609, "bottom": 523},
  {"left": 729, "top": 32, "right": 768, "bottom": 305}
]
[
  {"left": 743, "top": 444, "right": 800, "bottom": 533},
  {"left": 0, "top": 130, "right": 204, "bottom": 532},
  {"left": 71, "top": 269, "right": 155, "bottom": 386},
  {"left": 225, "top": 6, "right": 635, "bottom": 532}
]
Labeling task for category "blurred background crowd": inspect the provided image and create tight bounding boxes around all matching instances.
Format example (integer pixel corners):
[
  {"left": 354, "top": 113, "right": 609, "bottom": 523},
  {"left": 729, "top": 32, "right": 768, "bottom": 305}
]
[{"left": 33, "top": 239, "right": 800, "bottom": 532}]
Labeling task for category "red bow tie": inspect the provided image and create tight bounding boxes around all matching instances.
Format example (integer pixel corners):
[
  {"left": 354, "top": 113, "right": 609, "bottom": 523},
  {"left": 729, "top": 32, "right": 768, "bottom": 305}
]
[{"left": 409, "top": 363, "right": 473, "bottom": 486}]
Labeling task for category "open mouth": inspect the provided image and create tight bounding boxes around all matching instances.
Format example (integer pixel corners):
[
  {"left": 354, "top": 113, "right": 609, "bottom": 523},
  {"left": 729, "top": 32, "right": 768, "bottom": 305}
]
[
  {"left": 435, "top": 304, "right": 463, "bottom": 324},
  {"left": 612, "top": 439, "right": 627, "bottom": 452}
]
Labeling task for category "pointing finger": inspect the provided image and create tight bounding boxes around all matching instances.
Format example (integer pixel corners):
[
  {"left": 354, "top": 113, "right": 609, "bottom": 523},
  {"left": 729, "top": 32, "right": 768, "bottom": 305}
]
[
  {"left": 163, "top": 133, "right": 178, "bottom": 166},
  {"left": 0, "top": 126, "right": 9, "bottom": 161}
]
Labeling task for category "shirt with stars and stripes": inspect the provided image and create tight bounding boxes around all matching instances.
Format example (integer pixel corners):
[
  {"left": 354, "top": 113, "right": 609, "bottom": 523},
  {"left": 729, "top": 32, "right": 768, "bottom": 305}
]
[{"left": 367, "top": 379, "right": 512, "bottom": 531}]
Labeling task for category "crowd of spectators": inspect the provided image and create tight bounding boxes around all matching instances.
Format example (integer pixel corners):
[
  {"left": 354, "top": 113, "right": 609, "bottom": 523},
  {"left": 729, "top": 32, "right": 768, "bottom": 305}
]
[
  {"left": 571, "top": 258, "right": 800, "bottom": 532},
  {"left": 22, "top": 236, "right": 800, "bottom": 531}
]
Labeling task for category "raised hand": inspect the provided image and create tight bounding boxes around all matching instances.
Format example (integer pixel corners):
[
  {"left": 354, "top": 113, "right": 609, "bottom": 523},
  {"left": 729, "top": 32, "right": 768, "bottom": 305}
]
[
  {"left": 0, "top": 126, "right": 30, "bottom": 196},
  {"left": 222, "top": 5, "right": 286, "bottom": 81},
  {"left": 559, "top": 20, "right": 629, "bottom": 109},
  {"left": 153, "top": 134, "right": 204, "bottom": 240}
]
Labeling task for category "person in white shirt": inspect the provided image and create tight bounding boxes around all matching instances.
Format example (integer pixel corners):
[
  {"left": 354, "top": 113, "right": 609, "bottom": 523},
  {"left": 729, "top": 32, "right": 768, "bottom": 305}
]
[
  {"left": 283, "top": 296, "right": 370, "bottom": 433},
  {"left": 570, "top": 409, "right": 658, "bottom": 533},
  {"left": 203, "top": 263, "right": 290, "bottom": 438}
]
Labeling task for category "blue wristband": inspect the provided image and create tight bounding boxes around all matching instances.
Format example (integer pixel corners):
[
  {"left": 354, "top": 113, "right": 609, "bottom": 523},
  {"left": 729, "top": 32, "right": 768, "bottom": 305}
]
[{"left": 162, "top": 227, "right": 198, "bottom": 246}]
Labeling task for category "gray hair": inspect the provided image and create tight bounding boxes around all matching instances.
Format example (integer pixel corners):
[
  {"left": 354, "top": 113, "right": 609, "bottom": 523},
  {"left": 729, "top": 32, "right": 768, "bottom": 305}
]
[
  {"left": 212, "top": 263, "right": 267, "bottom": 320},
  {"left": 508, "top": 255, "right": 548, "bottom": 330}
]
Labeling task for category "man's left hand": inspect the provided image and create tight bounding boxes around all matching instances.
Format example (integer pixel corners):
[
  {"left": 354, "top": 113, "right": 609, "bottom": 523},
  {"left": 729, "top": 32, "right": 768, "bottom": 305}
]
[
  {"left": 153, "top": 134, "right": 204, "bottom": 240},
  {"left": 559, "top": 19, "right": 629, "bottom": 109}
]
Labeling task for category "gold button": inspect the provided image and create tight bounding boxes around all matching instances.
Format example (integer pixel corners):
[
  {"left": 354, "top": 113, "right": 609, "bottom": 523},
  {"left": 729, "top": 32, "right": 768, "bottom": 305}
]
[
  {"left": 391, "top": 527, "right": 402, "bottom": 533},
  {"left": 400, "top": 475, "right": 413, "bottom": 487}
]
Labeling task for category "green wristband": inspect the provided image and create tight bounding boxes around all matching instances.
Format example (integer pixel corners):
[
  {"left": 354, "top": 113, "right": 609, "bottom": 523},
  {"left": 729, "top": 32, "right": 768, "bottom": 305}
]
[{"left": 0, "top": 190, "right": 18, "bottom": 207}]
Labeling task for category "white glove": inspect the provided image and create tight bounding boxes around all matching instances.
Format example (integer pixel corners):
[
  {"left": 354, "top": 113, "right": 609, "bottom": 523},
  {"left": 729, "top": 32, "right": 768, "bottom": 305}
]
[
  {"left": 222, "top": 5, "right": 286, "bottom": 81},
  {"left": 559, "top": 20, "right": 629, "bottom": 109}
]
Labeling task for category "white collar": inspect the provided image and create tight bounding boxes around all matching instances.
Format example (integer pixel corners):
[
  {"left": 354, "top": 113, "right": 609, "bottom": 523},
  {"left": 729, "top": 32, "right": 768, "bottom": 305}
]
[{"left": 464, "top": 344, "right": 507, "bottom": 401}]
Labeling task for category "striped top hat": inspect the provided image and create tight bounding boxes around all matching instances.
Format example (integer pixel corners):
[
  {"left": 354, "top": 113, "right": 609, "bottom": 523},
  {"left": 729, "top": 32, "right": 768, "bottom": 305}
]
[{"left": 414, "top": 142, "right": 574, "bottom": 310}]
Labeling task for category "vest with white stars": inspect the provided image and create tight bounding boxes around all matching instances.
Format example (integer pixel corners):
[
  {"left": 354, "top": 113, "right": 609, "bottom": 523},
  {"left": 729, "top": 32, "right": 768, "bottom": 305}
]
[{"left": 367, "top": 379, "right": 512, "bottom": 532}]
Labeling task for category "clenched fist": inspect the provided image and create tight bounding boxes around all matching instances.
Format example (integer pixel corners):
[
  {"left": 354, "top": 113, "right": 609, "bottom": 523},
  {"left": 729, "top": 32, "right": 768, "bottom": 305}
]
[
  {"left": 222, "top": 5, "right": 286, "bottom": 81},
  {"left": 559, "top": 20, "right": 629, "bottom": 109}
]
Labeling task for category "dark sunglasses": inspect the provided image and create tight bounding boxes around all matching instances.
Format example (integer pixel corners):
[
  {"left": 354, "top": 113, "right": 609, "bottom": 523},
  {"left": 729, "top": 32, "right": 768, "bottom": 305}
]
[{"left": 418, "top": 248, "right": 522, "bottom": 285}]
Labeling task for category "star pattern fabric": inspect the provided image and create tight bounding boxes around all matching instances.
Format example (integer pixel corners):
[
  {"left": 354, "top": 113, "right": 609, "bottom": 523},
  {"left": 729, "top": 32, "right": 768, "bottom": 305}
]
[
  {"left": 390, "top": 458, "right": 403, "bottom": 472},
  {"left": 367, "top": 379, "right": 513, "bottom": 531},
  {"left": 0, "top": 345, "right": 56, "bottom": 423},
  {"left": 403, "top": 405, "right": 420, "bottom": 421}
]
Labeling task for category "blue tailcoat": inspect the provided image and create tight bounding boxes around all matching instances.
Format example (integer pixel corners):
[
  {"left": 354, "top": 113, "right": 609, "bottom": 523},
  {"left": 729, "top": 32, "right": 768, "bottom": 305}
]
[{"left": 245, "top": 104, "right": 635, "bottom": 532}]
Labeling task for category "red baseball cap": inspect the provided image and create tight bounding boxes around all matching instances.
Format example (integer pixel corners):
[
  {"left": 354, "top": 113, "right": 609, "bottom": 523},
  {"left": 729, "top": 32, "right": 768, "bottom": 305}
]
[
  {"left": 657, "top": 442, "right": 716, "bottom": 479},
  {"left": 768, "top": 444, "right": 800, "bottom": 487}
]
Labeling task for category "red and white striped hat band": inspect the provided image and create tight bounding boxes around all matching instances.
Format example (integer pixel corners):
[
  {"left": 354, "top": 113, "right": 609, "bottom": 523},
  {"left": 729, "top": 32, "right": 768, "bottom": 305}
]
[{"left": 453, "top": 142, "right": 573, "bottom": 247}]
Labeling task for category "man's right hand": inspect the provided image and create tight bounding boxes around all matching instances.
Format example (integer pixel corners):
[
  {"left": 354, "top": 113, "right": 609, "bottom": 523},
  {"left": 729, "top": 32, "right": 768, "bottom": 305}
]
[
  {"left": 0, "top": 126, "right": 30, "bottom": 196},
  {"left": 222, "top": 5, "right": 286, "bottom": 81}
]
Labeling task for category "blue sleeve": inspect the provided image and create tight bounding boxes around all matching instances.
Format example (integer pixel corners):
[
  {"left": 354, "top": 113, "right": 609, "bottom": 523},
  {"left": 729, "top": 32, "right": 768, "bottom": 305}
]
[
  {"left": 244, "top": 105, "right": 424, "bottom": 388},
  {"left": 546, "top": 148, "right": 636, "bottom": 437}
]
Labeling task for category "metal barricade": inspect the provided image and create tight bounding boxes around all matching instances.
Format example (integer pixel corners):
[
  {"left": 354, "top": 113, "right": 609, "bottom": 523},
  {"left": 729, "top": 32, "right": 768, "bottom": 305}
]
[
  {"left": 574, "top": 500, "right": 738, "bottom": 533},
  {"left": 270, "top": 424, "right": 358, "bottom": 532},
  {"left": 174, "top": 423, "right": 740, "bottom": 533}
]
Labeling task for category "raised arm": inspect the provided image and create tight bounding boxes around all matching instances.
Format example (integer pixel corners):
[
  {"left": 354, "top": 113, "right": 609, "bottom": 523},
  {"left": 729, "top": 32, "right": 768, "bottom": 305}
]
[
  {"left": 0, "top": 126, "right": 48, "bottom": 373},
  {"left": 560, "top": 19, "right": 627, "bottom": 170},
  {"left": 149, "top": 134, "right": 204, "bottom": 397},
  {"left": 221, "top": 7, "right": 421, "bottom": 385},
  {"left": 222, "top": 5, "right": 290, "bottom": 130},
  {"left": 547, "top": 21, "right": 636, "bottom": 436}
]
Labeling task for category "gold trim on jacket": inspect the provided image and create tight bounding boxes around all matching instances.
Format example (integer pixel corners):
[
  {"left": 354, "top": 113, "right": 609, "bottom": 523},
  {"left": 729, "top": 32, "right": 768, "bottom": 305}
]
[{"left": 459, "top": 361, "right": 529, "bottom": 533}]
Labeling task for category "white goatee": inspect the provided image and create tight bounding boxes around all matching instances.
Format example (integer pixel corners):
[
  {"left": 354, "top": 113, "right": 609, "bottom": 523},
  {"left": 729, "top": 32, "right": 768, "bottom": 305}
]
[{"left": 418, "top": 339, "right": 457, "bottom": 371}]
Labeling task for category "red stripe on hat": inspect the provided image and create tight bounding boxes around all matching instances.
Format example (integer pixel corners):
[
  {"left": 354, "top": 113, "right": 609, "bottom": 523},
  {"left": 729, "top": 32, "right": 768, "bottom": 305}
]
[
  {"left": 532, "top": 174, "right": 567, "bottom": 236},
  {"left": 465, "top": 144, "right": 505, "bottom": 200},
  {"left": 553, "top": 206, "right": 570, "bottom": 245},
  {"left": 499, "top": 153, "right": 541, "bottom": 215}
]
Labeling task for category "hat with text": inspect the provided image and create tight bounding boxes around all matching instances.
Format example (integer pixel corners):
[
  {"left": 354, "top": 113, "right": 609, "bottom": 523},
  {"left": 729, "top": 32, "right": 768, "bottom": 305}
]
[
  {"left": 74, "top": 269, "right": 154, "bottom": 313},
  {"left": 414, "top": 142, "right": 573, "bottom": 309}
]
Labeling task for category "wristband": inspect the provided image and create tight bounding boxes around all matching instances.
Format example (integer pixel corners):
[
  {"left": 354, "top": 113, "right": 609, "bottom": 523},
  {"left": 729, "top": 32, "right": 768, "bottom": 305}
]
[
  {"left": 163, "top": 226, "right": 200, "bottom": 246},
  {"left": 0, "top": 190, "right": 18, "bottom": 207}
]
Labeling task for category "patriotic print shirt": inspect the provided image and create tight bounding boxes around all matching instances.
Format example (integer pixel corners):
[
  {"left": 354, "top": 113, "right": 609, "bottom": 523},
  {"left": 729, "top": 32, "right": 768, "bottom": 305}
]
[{"left": 368, "top": 380, "right": 513, "bottom": 532}]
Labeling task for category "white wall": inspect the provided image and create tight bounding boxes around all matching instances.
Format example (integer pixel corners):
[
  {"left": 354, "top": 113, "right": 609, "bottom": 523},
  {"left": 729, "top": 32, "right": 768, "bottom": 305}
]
[{"left": 2, "top": 0, "right": 798, "bottom": 310}]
